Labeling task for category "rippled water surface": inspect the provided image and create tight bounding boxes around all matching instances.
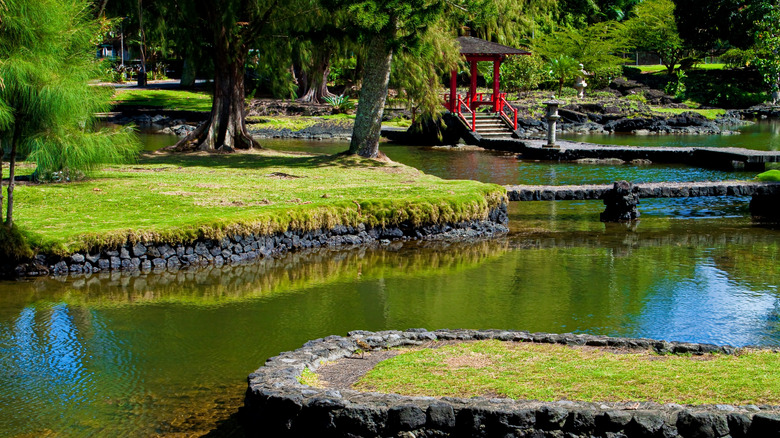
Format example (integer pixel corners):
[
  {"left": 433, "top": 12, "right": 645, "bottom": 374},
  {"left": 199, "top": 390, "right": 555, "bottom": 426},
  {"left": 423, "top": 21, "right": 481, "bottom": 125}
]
[{"left": 1, "top": 124, "right": 779, "bottom": 436}]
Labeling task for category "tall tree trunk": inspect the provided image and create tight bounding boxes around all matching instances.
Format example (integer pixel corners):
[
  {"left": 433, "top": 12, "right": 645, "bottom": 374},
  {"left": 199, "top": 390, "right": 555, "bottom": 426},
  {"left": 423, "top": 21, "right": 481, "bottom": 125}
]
[
  {"left": 297, "top": 50, "right": 336, "bottom": 104},
  {"left": 6, "top": 127, "right": 19, "bottom": 226},
  {"left": 349, "top": 33, "right": 393, "bottom": 158},
  {"left": 171, "top": 34, "right": 259, "bottom": 151},
  {"left": 136, "top": 0, "right": 147, "bottom": 87},
  {"left": 180, "top": 54, "right": 197, "bottom": 88}
]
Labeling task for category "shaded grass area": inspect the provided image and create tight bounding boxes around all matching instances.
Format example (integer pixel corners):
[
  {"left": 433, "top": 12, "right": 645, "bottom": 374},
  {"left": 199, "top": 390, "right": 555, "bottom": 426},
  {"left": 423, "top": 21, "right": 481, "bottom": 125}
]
[
  {"left": 10, "top": 150, "right": 506, "bottom": 255},
  {"left": 355, "top": 340, "right": 780, "bottom": 405},
  {"left": 112, "top": 89, "right": 213, "bottom": 112}
]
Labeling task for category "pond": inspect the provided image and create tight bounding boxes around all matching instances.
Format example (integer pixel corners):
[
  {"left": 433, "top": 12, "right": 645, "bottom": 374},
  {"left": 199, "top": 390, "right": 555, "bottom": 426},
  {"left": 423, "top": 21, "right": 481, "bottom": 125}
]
[{"left": 1, "top": 122, "right": 779, "bottom": 437}]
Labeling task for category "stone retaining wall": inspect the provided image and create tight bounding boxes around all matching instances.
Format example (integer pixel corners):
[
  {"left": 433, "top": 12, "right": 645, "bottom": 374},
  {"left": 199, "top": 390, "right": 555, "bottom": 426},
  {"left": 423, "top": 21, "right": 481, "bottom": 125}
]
[
  {"left": 505, "top": 181, "right": 780, "bottom": 202},
  {"left": 9, "top": 205, "right": 508, "bottom": 278},
  {"left": 244, "top": 329, "right": 780, "bottom": 438}
]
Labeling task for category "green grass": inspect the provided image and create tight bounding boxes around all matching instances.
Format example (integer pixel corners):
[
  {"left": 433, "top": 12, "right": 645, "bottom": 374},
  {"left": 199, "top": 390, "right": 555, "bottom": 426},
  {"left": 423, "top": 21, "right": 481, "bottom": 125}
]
[
  {"left": 757, "top": 169, "right": 780, "bottom": 182},
  {"left": 112, "top": 89, "right": 213, "bottom": 112},
  {"left": 637, "top": 64, "right": 726, "bottom": 74},
  {"left": 651, "top": 106, "right": 726, "bottom": 120},
  {"left": 10, "top": 150, "right": 506, "bottom": 255},
  {"left": 354, "top": 340, "right": 780, "bottom": 405},
  {"left": 246, "top": 114, "right": 355, "bottom": 131}
]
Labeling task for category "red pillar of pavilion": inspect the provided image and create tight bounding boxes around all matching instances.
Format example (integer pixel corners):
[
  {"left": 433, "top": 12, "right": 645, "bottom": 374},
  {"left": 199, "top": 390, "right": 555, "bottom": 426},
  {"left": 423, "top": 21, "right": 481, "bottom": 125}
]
[
  {"left": 448, "top": 54, "right": 505, "bottom": 113},
  {"left": 492, "top": 57, "right": 502, "bottom": 112}
]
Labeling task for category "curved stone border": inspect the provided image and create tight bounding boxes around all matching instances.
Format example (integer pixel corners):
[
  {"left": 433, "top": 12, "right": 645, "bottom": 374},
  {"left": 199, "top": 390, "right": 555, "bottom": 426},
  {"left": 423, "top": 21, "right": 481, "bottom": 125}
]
[
  {"left": 245, "top": 329, "right": 780, "bottom": 437},
  {"left": 8, "top": 204, "right": 508, "bottom": 278}
]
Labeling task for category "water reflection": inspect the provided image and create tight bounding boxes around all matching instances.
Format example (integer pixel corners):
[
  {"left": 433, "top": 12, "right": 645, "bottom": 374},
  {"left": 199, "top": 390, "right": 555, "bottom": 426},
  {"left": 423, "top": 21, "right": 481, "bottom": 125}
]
[
  {"left": 561, "top": 119, "right": 780, "bottom": 152},
  {"left": 1, "top": 221, "right": 779, "bottom": 436}
]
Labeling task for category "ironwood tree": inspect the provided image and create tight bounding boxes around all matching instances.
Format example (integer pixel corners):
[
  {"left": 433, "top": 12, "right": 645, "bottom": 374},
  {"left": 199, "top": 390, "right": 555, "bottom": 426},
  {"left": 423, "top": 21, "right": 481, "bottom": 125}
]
[
  {"left": 0, "top": 0, "right": 137, "bottom": 227},
  {"left": 323, "top": 0, "right": 447, "bottom": 158}
]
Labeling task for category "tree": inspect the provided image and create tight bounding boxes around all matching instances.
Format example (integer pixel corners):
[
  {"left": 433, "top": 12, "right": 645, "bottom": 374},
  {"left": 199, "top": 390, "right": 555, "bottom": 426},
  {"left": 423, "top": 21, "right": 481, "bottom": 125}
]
[
  {"left": 546, "top": 55, "right": 583, "bottom": 95},
  {"left": 0, "top": 0, "right": 138, "bottom": 227},
  {"left": 753, "top": 3, "right": 780, "bottom": 99},
  {"left": 323, "top": 0, "right": 447, "bottom": 158},
  {"left": 624, "top": 0, "right": 689, "bottom": 74},
  {"left": 390, "top": 23, "right": 459, "bottom": 124},
  {"left": 533, "top": 21, "right": 628, "bottom": 73},
  {"left": 169, "top": 0, "right": 297, "bottom": 152},
  {"left": 672, "top": 0, "right": 768, "bottom": 52}
]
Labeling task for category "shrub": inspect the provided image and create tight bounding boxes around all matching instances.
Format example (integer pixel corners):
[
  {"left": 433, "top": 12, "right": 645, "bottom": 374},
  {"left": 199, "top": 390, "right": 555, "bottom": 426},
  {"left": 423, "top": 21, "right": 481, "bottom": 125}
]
[
  {"left": 323, "top": 94, "right": 355, "bottom": 114},
  {"left": 756, "top": 170, "right": 780, "bottom": 182},
  {"left": 589, "top": 65, "right": 623, "bottom": 89},
  {"left": 622, "top": 65, "right": 642, "bottom": 78},
  {"left": 720, "top": 48, "right": 755, "bottom": 70}
]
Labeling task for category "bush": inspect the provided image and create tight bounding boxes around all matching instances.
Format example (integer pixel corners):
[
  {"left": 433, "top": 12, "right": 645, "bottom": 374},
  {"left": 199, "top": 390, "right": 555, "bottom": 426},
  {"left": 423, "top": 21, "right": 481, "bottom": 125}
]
[
  {"left": 756, "top": 170, "right": 780, "bottom": 182},
  {"left": 664, "top": 70, "right": 686, "bottom": 98},
  {"left": 501, "top": 55, "right": 546, "bottom": 92},
  {"left": 558, "top": 87, "right": 578, "bottom": 98},
  {"left": 622, "top": 65, "right": 642, "bottom": 78},
  {"left": 626, "top": 93, "right": 647, "bottom": 103},
  {"left": 589, "top": 65, "right": 623, "bottom": 89},
  {"left": 720, "top": 48, "right": 755, "bottom": 70}
]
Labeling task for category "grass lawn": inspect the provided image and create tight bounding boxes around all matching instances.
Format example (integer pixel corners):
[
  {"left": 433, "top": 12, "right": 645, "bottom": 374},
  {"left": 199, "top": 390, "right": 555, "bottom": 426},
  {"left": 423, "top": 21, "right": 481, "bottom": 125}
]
[
  {"left": 11, "top": 150, "right": 505, "bottom": 255},
  {"left": 112, "top": 88, "right": 213, "bottom": 112},
  {"left": 650, "top": 106, "right": 726, "bottom": 120},
  {"left": 246, "top": 114, "right": 355, "bottom": 131},
  {"left": 354, "top": 340, "right": 780, "bottom": 405},
  {"left": 637, "top": 64, "right": 726, "bottom": 74}
]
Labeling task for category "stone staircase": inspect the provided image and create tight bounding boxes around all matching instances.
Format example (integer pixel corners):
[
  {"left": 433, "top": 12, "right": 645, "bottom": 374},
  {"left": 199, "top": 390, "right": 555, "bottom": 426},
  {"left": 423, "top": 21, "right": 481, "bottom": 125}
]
[{"left": 471, "top": 113, "right": 516, "bottom": 139}]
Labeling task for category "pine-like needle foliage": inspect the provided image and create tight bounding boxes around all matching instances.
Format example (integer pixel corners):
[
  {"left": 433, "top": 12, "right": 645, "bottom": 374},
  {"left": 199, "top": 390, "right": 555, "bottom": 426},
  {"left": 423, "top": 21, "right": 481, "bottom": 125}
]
[{"left": 0, "top": 0, "right": 139, "bottom": 182}]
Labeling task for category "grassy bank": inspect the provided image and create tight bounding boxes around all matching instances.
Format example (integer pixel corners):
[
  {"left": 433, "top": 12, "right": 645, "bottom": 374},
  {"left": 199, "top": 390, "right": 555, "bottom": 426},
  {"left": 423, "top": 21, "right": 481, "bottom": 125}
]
[
  {"left": 9, "top": 150, "right": 506, "bottom": 256},
  {"left": 112, "top": 88, "right": 213, "bottom": 112},
  {"left": 354, "top": 340, "right": 780, "bottom": 405}
]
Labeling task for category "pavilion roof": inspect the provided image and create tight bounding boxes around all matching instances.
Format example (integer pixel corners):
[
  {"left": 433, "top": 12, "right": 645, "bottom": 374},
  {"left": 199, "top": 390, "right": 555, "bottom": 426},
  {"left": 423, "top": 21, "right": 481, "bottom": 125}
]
[{"left": 456, "top": 36, "right": 531, "bottom": 56}]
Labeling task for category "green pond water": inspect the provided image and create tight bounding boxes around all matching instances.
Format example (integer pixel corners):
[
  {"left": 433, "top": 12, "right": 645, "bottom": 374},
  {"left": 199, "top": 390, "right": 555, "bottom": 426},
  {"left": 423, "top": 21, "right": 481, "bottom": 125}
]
[{"left": 1, "top": 121, "right": 779, "bottom": 437}]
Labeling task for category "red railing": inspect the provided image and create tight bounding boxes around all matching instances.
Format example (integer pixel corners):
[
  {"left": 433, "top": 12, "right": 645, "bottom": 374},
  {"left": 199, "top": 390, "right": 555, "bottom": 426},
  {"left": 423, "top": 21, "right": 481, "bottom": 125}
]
[
  {"left": 456, "top": 94, "right": 476, "bottom": 132},
  {"left": 498, "top": 93, "right": 517, "bottom": 131}
]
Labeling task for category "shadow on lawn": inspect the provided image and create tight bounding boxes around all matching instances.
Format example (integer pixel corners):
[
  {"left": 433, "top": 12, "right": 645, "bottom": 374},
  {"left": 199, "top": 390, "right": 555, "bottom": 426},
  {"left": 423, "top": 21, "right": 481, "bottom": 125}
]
[{"left": 138, "top": 150, "right": 391, "bottom": 171}]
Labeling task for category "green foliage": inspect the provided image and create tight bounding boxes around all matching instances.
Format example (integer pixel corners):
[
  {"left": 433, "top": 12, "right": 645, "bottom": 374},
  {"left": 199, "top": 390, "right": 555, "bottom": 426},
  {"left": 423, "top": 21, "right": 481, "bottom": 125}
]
[
  {"left": 0, "top": 0, "right": 140, "bottom": 199},
  {"left": 664, "top": 69, "right": 687, "bottom": 98},
  {"left": 624, "top": 0, "right": 689, "bottom": 74},
  {"left": 756, "top": 170, "right": 780, "bottom": 182},
  {"left": 480, "top": 54, "right": 546, "bottom": 93},
  {"left": 622, "top": 65, "right": 642, "bottom": 77},
  {"left": 357, "top": 340, "right": 780, "bottom": 405},
  {"left": 391, "top": 24, "right": 459, "bottom": 120},
  {"left": 533, "top": 21, "right": 630, "bottom": 73},
  {"left": 323, "top": 94, "right": 355, "bottom": 113},
  {"left": 588, "top": 65, "right": 623, "bottom": 89},
  {"left": 546, "top": 55, "right": 582, "bottom": 95},
  {"left": 753, "top": 6, "right": 780, "bottom": 93},
  {"left": 682, "top": 70, "right": 768, "bottom": 108},
  {"left": 328, "top": 56, "right": 358, "bottom": 85},
  {"left": 720, "top": 48, "right": 755, "bottom": 70}
]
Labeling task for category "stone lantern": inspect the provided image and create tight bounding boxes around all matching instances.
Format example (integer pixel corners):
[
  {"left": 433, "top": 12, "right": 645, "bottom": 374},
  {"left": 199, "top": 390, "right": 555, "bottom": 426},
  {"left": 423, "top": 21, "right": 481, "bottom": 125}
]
[{"left": 543, "top": 97, "right": 564, "bottom": 148}]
